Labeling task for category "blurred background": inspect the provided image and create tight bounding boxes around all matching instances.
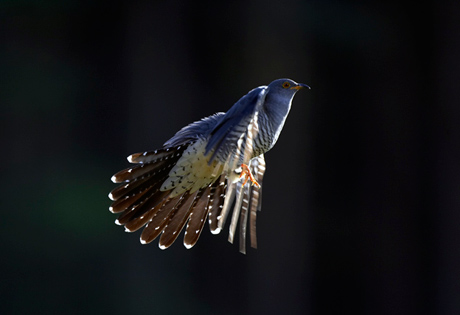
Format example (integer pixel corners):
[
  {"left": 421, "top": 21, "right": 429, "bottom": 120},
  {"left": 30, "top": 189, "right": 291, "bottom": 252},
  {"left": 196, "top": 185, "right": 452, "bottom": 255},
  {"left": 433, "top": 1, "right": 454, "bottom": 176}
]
[{"left": 1, "top": 0, "right": 459, "bottom": 314}]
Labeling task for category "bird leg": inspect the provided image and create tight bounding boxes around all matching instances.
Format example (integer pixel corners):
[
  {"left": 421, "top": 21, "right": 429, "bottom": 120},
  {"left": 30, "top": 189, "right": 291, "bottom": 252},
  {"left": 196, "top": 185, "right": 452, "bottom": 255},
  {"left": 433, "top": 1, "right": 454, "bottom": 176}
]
[{"left": 239, "top": 164, "right": 260, "bottom": 188}]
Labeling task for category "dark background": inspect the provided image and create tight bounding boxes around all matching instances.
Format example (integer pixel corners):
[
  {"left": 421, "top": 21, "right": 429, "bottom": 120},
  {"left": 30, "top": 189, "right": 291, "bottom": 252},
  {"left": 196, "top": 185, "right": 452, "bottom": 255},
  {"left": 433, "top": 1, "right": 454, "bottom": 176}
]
[{"left": 1, "top": 1, "right": 459, "bottom": 314}]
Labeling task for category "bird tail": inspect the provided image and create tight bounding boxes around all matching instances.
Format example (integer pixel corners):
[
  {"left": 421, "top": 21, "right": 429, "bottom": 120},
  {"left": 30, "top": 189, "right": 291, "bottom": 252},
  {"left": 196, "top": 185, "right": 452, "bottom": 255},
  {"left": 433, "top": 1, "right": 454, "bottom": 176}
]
[
  {"left": 109, "top": 145, "right": 266, "bottom": 252},
  {"left": 108, "top": 146, "right": 188, "bottom": 225},
  {"left": 108, "top": 143, "right": 223, "bottom": 250}
]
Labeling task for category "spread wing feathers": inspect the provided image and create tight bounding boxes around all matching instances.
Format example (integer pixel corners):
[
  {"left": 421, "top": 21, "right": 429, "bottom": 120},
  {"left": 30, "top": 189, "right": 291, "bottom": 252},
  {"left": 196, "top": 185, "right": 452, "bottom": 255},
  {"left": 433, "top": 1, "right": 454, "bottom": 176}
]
[{"left": 227, "top": 154, "right": 266, "bottom": 253}]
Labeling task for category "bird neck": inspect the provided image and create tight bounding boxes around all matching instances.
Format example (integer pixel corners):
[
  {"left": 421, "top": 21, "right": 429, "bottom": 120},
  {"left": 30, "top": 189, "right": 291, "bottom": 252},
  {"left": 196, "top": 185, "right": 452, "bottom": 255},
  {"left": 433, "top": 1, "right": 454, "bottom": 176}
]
[
  {"left": 259, "top": 94, "right": 294, "bottom": 150},
  {"left": 263, "top": 93, "right": 293, "bottom": 128}
]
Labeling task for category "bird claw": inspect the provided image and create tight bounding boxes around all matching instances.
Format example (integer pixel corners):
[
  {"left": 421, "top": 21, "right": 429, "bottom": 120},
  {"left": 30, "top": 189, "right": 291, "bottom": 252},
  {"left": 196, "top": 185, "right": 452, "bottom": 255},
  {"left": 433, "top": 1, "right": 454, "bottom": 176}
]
[{"left": 239, "top": 164, "right": 260, "bottom": 188}]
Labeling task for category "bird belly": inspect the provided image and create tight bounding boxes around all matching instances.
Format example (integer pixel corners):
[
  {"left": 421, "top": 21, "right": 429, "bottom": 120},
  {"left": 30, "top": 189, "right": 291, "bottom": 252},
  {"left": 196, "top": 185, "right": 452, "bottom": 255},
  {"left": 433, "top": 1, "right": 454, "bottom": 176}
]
[{"left": 160, "top": 138, "right": 224, "bottom": 197}]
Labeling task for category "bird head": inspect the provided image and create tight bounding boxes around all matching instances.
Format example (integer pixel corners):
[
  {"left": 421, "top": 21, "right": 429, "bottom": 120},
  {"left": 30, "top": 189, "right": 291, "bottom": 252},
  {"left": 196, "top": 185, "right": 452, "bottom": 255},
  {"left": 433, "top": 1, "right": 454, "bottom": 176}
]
[
  {"left": 267, "top": 78, "right": 310, "bottom": 97},
  {"left": 264, "top": 78, "right": 310, "bottom": 115}
]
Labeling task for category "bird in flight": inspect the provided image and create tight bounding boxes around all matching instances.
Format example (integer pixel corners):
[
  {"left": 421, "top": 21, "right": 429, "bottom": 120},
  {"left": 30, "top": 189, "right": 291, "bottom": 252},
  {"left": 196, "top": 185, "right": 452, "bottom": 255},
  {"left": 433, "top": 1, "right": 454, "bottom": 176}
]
[{"left": 109, "top": 78, "right": 310, "bottom": 254}]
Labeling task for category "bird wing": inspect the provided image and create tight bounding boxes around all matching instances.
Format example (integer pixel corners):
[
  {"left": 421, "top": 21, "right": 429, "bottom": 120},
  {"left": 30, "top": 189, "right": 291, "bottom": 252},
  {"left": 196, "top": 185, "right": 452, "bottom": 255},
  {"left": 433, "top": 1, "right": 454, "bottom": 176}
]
[
  {"left": 204, "top": 86, "right": 268, "bottom": 166},
  {"left": 164, "top": 113, "right": 224, "bottom": 148}
]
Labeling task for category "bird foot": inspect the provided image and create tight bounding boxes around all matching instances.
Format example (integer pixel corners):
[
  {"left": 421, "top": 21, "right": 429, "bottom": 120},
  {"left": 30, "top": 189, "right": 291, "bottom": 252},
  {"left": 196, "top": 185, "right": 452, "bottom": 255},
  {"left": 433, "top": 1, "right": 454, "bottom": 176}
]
[{"left": 239, "top": 164, "right": 260, "bottom": 187}]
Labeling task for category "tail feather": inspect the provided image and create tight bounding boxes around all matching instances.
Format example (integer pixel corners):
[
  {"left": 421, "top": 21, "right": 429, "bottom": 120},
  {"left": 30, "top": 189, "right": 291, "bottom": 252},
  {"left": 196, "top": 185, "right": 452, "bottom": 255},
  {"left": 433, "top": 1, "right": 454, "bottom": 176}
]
[
  {"left": 217, "top": 182, "right": 237, "bottom": 232},
  {"left": 109, "top": 187, "right": 152, "bottom": 213},
  {"left": 117, "top": 189, "right": 170, "bottom": 227},
  {"left": 124, "top": 198, "right": 167, "bottom": 232},
  {"left": 108, "top": 163, "right": 172, "bottom": 201},
  {"left": 109, "top": 146, "right": 184, "bottom": 223},
  {"left": 113, "top": 178, "right": 167, "bottom": 224},
  {"left": 140, "top": 194, "right": 186, "bottom": 244},
  {"left": 208, "top": 176, "right": 227, "bottom": 234},
  {"left": 109, "top": 175, "right": 151, "bottom": 201},
  {"left": 111, "top": 148, "right": 187, "bottom": 205},
  {"left": 159, "top": 191, "right": 201, "bottom": 249},
  {"left": 184, "top": 185, "right": 213, "bottom": 248},
  {"left": 127, "top": 145, "right": 188, "bottom": 164},
  {"left": 111, "top": 158, "right": 173, "bottom": 184}
]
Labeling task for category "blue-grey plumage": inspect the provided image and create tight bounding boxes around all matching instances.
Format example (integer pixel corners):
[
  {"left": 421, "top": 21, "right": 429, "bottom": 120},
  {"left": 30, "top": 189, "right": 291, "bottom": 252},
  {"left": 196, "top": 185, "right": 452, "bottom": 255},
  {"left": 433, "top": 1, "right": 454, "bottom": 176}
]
[
  {"left": 165, "top": 78, "right": 309, "bottom": 164},
  {"left": 109, "top": 78, "right": 309, "bottom": 253}
]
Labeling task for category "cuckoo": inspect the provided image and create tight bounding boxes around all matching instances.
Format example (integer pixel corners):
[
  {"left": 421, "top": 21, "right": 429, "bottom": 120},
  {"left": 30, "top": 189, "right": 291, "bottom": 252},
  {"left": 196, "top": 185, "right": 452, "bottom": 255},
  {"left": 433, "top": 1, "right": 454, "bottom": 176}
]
[{"left": 109, "top": 78, "right": 310, "bottom": 253}]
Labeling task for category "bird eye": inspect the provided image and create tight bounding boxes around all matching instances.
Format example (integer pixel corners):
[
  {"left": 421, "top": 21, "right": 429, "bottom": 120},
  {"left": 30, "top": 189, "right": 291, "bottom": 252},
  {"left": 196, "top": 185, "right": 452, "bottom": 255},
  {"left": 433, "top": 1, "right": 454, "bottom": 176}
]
[{"left": 282, "top": 82, "right": 291, "bottom": 89}]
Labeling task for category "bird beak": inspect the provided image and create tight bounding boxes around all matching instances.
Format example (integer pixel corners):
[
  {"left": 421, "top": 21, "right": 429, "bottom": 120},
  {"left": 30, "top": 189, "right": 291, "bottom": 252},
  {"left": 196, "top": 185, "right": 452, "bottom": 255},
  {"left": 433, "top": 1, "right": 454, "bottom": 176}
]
[{"left": 290, "top": 83, "right": 311, "bottom": 90}]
